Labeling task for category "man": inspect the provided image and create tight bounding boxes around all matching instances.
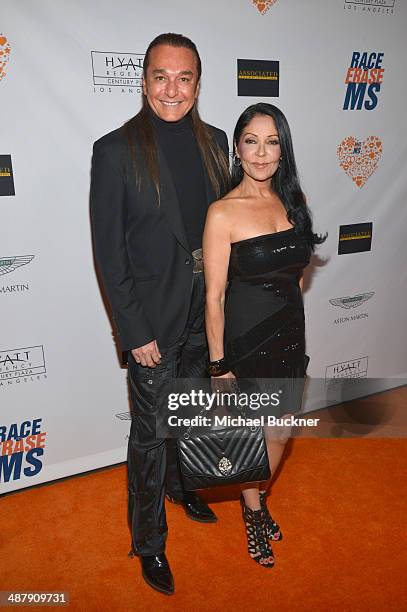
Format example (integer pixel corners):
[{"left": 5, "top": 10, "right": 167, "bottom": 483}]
[{"left": 90, "top": 33, "right": 230, "bottom": 595}]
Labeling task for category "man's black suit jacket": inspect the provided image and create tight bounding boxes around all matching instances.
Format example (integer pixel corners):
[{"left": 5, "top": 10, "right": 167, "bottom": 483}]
[{"left": 90, "top": 119, "right": 229, "bottom": 355}]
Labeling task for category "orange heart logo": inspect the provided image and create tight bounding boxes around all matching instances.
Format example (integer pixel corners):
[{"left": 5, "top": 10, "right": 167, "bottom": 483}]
[
  {"left": 337, "top": 136, "right": 382, "bottom": 188},
  {"left": 0, "top": 34, "right": 11, "bottom": 82},
  {"left": 253, "top": 0, "right": 278, "bottom": 15}
]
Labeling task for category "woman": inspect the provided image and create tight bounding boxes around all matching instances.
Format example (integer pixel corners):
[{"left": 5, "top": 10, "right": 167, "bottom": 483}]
[{"left": 203, "top": 103, "right": 325, "bottom": 568}]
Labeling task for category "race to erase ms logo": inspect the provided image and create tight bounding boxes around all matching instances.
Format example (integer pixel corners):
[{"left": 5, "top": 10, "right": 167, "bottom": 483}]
[
  {"left": 343, "top": 51, "right": 384, "bottom": 110},
  {"left": 0, "top": 34, "right": 11, "bottom": 82},
  {"left": 337, "top": 136, "right": 382, "bottom": 187},
  {"left": 0, "top": 418, "right": 46, "bottom": 483},
  {"left": 252, "top": 0, "right": 278, "bottom": 14}
]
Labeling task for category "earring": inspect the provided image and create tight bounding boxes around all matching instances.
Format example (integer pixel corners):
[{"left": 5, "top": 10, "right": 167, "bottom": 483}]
[{"left": 233, "top": 154, "right": 242, "bottom": 167}]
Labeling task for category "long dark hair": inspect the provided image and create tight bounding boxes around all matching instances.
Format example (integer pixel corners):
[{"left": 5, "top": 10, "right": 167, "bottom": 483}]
[
  {"left": 124, "top": 33, "right": 230, "bottom": 202},
  {"left": 232, "top": 103, "right": 325, "bottom": 249}
]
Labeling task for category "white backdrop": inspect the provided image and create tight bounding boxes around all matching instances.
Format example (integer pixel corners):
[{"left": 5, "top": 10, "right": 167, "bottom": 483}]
[{"left": 1, "top": 0, "right": 406, "bottom": 493}]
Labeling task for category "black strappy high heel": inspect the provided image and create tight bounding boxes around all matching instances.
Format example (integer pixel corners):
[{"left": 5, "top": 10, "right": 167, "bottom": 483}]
[
  {"left": 240, "top": 496, "right": 275, "bottom": 568},
  {"left": 259, "top": 490, "right": 282, "bottom": 542}
]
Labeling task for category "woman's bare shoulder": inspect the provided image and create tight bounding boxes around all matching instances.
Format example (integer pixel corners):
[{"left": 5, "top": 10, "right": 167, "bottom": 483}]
[{"left": 208, "top": 188, "right": 245, "bottom": 216}]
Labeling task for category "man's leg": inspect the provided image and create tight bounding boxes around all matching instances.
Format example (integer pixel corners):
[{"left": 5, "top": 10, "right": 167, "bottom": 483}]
[
  {"left": 179, "top": 270, "right": 208, "bottom": 376},
  {"left": 127, "top": 350, "right": 176, "bottom": 556},
  {"left": 165, "top": 272, "right": 217, "bottom": 522},
  {"left": 165, "top": 272, "right": 207, "bottom": 500}
]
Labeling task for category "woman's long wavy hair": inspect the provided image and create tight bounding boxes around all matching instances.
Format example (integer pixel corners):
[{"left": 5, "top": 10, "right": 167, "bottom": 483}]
[
  {"left": 232, "top": 103, "right": 326, "bottom": 250},
  {"left": 124, "top": 33, "right": 230, "bottom": 202}
]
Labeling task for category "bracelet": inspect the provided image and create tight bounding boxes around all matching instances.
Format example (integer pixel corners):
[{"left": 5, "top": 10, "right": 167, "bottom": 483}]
[{"left": 208, "top": 357, "right": 230, "bottom": 377}]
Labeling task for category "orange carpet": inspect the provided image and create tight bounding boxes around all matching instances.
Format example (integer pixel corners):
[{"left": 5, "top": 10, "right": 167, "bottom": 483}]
[{"left": 1, "top": 420, "right": 406, "bottom": 610}]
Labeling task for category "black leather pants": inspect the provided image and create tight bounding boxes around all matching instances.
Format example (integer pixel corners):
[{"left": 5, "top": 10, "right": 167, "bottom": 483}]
[{"left": 127, "top": 272, "right": 207, "bottom": 556}]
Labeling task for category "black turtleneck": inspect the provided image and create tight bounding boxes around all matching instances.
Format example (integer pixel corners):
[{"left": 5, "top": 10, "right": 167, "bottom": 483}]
[{"left": 149, "top": 107, "right": 207, "bottom": 252}]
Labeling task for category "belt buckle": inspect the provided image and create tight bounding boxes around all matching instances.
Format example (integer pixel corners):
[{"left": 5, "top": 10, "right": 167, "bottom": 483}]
[{"left": 192, "top": 248, "right": 203, "bottom": 273}]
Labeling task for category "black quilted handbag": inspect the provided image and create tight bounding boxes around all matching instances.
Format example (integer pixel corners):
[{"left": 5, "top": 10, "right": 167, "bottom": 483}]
[{"left": 177, "top": 407, "right": 271, "bottom": 490}]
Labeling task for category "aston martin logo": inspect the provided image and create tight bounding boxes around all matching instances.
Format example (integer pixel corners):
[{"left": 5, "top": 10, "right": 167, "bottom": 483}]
[
  {"left": 0, "top": 255, "right": 34, "bottom": 276},
  {"left": 115, "top": 412, "right": 131, "bottom": 420},
  {"left": 329, "top": 292, "right": 374, "bottom": 309}
]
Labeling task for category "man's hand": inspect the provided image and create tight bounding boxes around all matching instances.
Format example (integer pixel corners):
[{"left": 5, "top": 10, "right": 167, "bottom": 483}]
[{"left": 131, "top": 340, "right": 161, "bottom": 368}]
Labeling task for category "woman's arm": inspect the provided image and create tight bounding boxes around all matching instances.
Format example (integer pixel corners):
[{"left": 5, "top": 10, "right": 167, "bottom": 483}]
[{"left": 203, "top": 202, "right": 231, "bottom": 366}]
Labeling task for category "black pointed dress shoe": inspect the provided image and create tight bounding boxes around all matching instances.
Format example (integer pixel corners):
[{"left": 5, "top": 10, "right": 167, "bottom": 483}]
[
  {"left": 140, "top": 553, "right": 174, "bottom": 595},
  {"left": 167, "top": 491, "right": 217, "bottom": 523}
]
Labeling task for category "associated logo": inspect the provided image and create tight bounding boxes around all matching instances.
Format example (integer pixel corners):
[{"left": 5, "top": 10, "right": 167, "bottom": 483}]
[
  {"left": 91, "top": 51, "right": 144, "bottom": 94},
  {"left": 0, "top": 34, "right": 11, "bottom": 82},
  {"left": 0, "top": 155, "right": 15, "bottom": 196},
  {"left": 237, "top": 59, "right": 279, "bottom": 96},
  {"left": 337, "top": 136, "right": 382, "bottom": 187},
  {"left": 344, "top": 0, "right": 395, "bottom": 14},
  {"left": 338, "top": 223, "right": 373, "bottom": 255},
  {"left": 0, "top": 346, "right": 47, "bottom": 389},
  {"left": 326, "top": 356, "right": 368, "bottom": 380},
  {"left": 343, "top": 51, "right": 384, "bottom": 110},
  {"left": 0, "top": 255, "right": 34, "bottom": 276},
  {"left": 252, "top": 0, "right": 278, "bottom": 14},
  {"left": 329, "top": 292, "right": 374, "bottom": 309},
  {"left": 0, "top": 418, "right": 47, "bottom": 483}
]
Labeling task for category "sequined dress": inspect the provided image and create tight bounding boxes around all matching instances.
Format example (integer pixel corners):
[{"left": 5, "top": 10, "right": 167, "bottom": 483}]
[{"left": 224, "top": 228, "right": 311, "bottom": 416}]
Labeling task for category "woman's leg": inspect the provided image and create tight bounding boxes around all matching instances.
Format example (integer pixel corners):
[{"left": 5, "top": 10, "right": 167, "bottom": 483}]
[
  {"left": 257, "top": 434, "right": 289, "bottom": 542},
  {"left": 240, "top": 483, "right": 261, "bottom": 509},
  {"left": 262, "top": 436, "right": 289, "bottom": 489},
  {"left": 240, "top": 483, "right": 275, "bottom": 566},
  {"left": 239, "top": 436, "right": 284, "bottom": 565},
  {"left": 240, "top": 431, "right": 288, "bottom": 508}
]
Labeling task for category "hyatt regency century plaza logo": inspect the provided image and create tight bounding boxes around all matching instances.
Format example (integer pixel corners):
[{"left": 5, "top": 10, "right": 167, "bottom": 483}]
[
  {"left": 326, "top": 357, "right": 368, "bottom": 380},
  {"left": 91, "top": 51, "right": 144, "bottom": 94},
  {"left": 344, "top": 0, "right": 395, "bottom": 15},
  {"left": 0, "top": 345, "right": 47, "bottom": 389}
]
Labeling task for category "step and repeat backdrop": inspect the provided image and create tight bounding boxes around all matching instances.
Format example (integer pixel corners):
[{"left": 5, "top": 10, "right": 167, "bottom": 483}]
[{"left": 1, "top": 0, "right": 406, "bottom": 492}]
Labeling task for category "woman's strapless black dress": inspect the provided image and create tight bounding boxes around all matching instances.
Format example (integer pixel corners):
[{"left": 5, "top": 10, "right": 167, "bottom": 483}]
[{"left": 224, "top": 228, "right": 311, "bottom": 416}]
